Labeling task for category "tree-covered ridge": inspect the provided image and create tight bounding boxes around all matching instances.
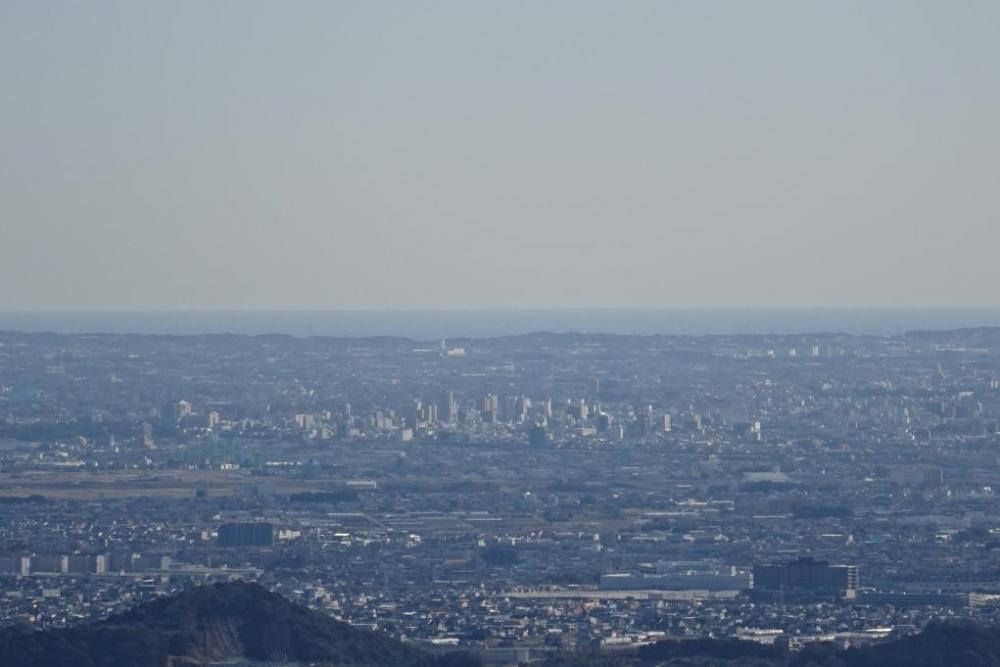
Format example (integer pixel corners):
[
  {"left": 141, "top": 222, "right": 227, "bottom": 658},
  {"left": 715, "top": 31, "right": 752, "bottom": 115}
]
[
  {"left": 0, "top": 581, "right": 480, "bottom": 667},
  {"left": 538, "top": 621, "right": 1000, "bottom": 667},
  {"left": 4, "top": 583, "right": 1000, "bottom": 667}
]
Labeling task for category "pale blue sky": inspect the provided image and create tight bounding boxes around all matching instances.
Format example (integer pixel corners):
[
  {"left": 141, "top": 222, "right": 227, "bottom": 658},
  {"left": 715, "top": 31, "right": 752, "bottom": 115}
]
[{"left": 2, "top": 1, "right": 998, "bottom": 310}]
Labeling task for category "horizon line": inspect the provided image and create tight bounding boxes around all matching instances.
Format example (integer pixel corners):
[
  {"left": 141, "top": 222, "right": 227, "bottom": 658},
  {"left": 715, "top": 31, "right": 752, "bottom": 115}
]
[{"left": 3, "top": 305, "right": 1000, "bottom": 314}]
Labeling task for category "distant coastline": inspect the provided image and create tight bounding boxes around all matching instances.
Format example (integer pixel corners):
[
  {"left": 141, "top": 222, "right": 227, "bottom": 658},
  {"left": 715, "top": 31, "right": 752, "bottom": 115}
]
[{"left": 2, "top": 308, "right": 1000, "bottom": 339}]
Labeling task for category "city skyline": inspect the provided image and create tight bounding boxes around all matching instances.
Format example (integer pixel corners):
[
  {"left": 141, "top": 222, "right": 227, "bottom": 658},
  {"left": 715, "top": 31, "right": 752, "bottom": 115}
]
[{"left": 6, "top": 3, "right": 1000, "bottom": 665}]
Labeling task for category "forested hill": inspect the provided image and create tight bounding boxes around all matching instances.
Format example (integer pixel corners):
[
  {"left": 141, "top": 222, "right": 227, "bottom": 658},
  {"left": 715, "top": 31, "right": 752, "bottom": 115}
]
[
  {"left": 0, "top": 581, "right": 479, "bottom": 667},
  {"left": 4, "top": 582, "right": 1000, "bottom": 667},
  {"left": 541, "top": 621, "right": 1000, "bottom": 667}
]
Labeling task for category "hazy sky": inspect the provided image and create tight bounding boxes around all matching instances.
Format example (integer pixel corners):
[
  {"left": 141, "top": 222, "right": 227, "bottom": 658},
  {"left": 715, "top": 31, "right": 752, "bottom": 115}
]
[{"left": 2, "top": 1, "right": 998, "bottom": 310}]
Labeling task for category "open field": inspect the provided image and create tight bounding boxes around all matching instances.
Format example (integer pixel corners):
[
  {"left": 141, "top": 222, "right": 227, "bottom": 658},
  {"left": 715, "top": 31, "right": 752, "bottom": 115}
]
[{"left": 0, "top": 469, "right": 325, "bottom": 499}]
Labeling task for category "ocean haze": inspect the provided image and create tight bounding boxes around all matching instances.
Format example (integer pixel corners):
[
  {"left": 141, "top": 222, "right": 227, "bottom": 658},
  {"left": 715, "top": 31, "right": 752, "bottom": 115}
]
[{"left": 2, "top": 308, "right": 1000, "bottom": 339}]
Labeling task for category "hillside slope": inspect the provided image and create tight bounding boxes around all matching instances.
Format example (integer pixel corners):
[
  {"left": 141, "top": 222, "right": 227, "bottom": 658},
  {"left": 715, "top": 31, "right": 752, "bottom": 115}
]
[{"left": 0, "top": 582, "right": 478, "bottom": 667}]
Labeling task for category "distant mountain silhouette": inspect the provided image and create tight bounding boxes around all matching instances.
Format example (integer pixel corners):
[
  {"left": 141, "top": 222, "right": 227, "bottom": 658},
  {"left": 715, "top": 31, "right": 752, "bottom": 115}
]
[{"left": 0, "top": 581, "right": 480, "bottom": 667}]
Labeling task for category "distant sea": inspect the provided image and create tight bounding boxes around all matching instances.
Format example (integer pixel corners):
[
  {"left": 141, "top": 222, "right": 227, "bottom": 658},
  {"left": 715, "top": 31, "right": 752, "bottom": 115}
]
[{"left": 2, "top": 309, "right": 1000, "bottom": 340}]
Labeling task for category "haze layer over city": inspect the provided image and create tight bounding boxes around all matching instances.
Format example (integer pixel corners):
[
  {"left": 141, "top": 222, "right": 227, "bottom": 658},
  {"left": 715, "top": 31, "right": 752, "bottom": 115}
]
[{"left": 3, "top": 2, "right": 1000, "bottom": 666}]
